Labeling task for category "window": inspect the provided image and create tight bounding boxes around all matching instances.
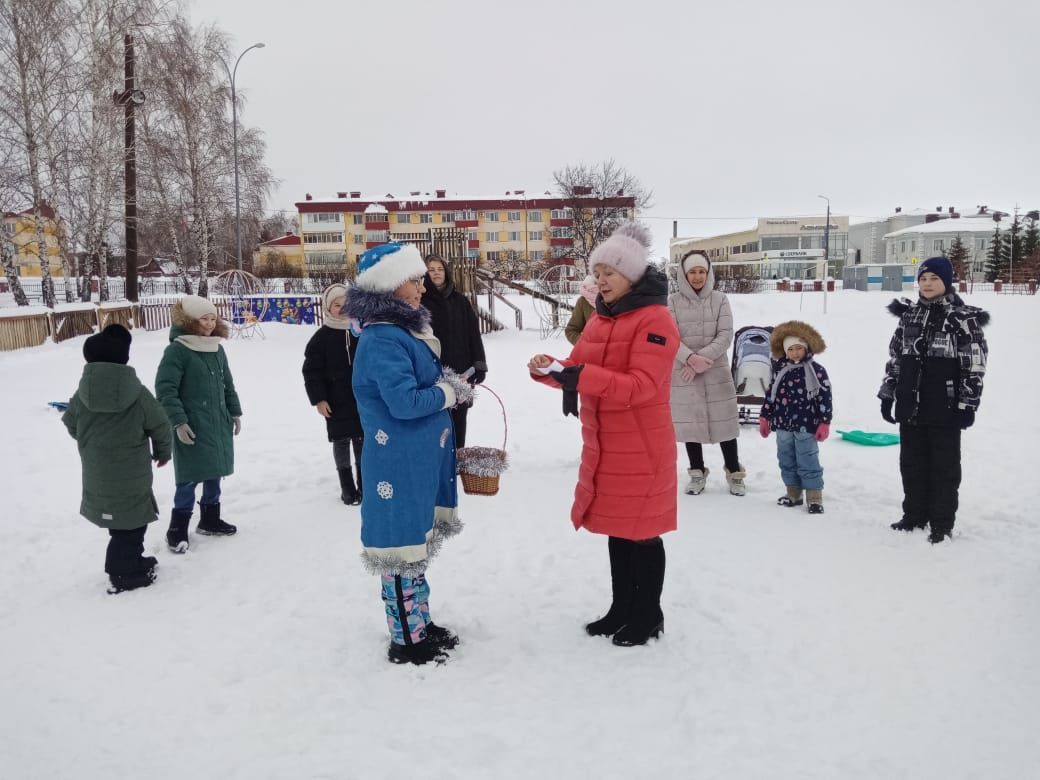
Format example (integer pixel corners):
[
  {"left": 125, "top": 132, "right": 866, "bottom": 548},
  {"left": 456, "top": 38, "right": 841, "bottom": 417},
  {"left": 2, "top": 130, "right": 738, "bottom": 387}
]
[
  {"left": 485, "top": 231, "right": 498, "bottom": 242},
  {"left": 530, "top": 250, "right": 544, "bottom": 261},
  {"left": 551, "top": 227, "right": 573, "bottom": 239},
  {"left": 352, "top": 234, "right": 364, "bottom": 244},
  {"left": 619, "top": 208, "right": 629, "bottom": 219},
  {"left": 932, "top": 239, "right": 945, "bottom": 252},
  {"left": 528, "top": 211, "right": 543, "bottom": 222},
  {"left": 900, "top": 241, "right": 906, "bottom": 253},
  {"left": 305, "top": 212, "right": 342, "bottom": 224},
  {"left": 529, "top": 231, "right": 543, "bottom": 242},
  {"left": 484, "top": 211, "right": 499, "bottom": 222},
  {"left": 419, "top": 213, "right": 433, "bottom": 224},
  {"left": 467, "top": 248, "right": 479, "bottom": 259},
  {"left": 486, "top": 251, "right": 501, "bottom": 262},
  {"left": 305, "top": 251, "right": 346, "bottom": 267},
  {"left": 468, "top": 231, "right": 478, "bottom": 242},
  {"left": 910, "top": 240, "right": 916, "bottom": 252},
  {"left": 456, "top": 209, "right": 476, "bottom": 221},
  {"left": 976, "top": 238, "right": 987, "bottom": 250},
  {"left": 508, "top": 211, "right": 521, "bottom": 221},
  {"left": 441, "top": 213, "right": 454, "bottom": 222},
  {"left": 551, "top": 208, "right": 572, "bottom": 219},
  {"left": 352, "top": 214, "right": 364, "bottom": 225},
  {"left": 303, "top": 231, "right": 343, "bottom": 244},
  {"left": 396, "top": 213, "right": 410, "bottom": 224},
  {"left": 366, "top": 230, "right": 388, "bottom": 243},
  {"left": 507, "top": 231, "right": 520, "bottom": 242}
]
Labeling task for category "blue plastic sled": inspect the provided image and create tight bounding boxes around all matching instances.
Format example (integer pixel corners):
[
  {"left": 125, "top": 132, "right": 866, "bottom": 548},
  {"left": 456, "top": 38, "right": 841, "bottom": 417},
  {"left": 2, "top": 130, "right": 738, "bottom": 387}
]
[{"left": 48, "top": 401, "right": 69, "bottom": 412}]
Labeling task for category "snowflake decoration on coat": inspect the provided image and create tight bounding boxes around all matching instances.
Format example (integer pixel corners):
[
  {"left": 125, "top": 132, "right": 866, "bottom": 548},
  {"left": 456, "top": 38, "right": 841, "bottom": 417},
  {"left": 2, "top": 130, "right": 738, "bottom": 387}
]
[
  {"left": 439, "top": 428, "right": 450, "bottom": 449},
  {"left": 375, "top": 429, "right": 389, "bottom": 446},
  {"left": 376, "top": 481, "right": 394, "bottom": 500}
]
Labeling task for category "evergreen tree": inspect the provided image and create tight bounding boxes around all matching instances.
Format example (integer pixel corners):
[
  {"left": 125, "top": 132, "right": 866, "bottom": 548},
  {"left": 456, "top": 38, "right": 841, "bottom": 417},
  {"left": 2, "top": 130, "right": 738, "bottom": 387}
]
[
  {"left": 1021, "top": 211, "right": 1040, "bottom": 281},
  {"left": 984, "top": 226, "right": 1007, "bottom": 282},
  {"left": 1007, "top": 213, "right": 1024, "bottom": 283},
  {"left": 946, "top": 235, "right": 970, "bottom": 283}
]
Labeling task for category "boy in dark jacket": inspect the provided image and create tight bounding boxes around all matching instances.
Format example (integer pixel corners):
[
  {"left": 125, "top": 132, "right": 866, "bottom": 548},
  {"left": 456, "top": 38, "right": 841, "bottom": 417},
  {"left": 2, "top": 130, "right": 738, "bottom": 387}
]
[
  {"left": 759, "top": 321, "right": 833, "bottom": 514},
  {"left": 62, "top": 324, "right": 173, "bottom": 593},
  {"left": 878, "top": 256, "right": 989, "bottom": 543},
  {"left": 303, "top": 283, "right": 364, "bottom": 505}
]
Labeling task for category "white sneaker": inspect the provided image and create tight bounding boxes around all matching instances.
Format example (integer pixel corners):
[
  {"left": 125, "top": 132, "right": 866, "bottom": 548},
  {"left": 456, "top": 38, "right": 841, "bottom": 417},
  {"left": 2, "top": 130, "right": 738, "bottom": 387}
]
[
  {"left": 685, "top": 468, "right": 709, "bottom": 495},
  {"left": 725, "top": 467, "right": 747, "bottom": 497}
]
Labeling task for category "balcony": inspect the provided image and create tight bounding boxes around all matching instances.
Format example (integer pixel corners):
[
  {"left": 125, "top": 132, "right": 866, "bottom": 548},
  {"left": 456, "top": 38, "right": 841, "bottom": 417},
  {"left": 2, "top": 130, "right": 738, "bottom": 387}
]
[
  {"left": 549, "top": 218, "right": 574, "bottom": 227},
  {"left": 550, "top": 237, "right": 574, "bottom": 247}
]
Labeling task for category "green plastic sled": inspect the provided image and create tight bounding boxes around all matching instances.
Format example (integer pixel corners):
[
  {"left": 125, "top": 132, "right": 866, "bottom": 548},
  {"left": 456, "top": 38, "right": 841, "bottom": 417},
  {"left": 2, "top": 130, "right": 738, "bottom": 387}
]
[{"left": 836, "top": 429, "right": 900, "bottom": 446}]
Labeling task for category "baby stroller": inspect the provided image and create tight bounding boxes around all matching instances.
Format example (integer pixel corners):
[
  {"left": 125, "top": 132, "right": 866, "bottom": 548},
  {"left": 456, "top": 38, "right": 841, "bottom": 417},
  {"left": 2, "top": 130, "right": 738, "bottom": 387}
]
[{"left": 731, "top": 325, "right": 773, "bottom": 425}]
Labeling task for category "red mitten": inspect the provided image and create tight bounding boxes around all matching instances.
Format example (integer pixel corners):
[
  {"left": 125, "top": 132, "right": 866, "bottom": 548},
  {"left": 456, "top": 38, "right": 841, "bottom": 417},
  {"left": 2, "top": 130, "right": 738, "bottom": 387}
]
[
  {"left": 759, "top": 417, "right": 770, "bottom": 438},
  {"left": 815, "top": 422, "right": 830, "bottom": 442}
]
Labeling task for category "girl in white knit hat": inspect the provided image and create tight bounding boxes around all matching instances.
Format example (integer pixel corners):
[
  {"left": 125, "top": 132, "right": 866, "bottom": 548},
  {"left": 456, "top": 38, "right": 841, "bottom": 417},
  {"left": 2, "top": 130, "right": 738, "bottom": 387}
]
[{"left": 155, "top": 294, "right": 243, "bottom": 552}]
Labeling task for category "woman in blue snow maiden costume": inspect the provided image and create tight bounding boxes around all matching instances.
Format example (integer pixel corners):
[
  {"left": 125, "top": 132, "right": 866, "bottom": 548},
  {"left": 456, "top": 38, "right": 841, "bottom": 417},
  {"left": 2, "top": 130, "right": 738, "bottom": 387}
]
[{"left": 345, "top": 242, "right": 474, "bottom": 666}]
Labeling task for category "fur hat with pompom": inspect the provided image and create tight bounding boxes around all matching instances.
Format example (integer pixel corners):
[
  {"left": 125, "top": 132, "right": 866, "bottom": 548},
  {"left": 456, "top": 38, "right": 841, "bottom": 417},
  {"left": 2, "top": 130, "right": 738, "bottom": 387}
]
[
  {"left": 588, "top": 222, "right": 653, "bottom": 282},
  {"left": 355, "top": 243, "right": 427, "bottom": 293}
]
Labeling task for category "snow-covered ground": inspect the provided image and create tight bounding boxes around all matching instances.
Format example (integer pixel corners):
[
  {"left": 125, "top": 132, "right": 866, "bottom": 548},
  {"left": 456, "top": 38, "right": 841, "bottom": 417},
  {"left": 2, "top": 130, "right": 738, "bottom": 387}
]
[{"left": 1, "top": 289, "right": 1038, "bottom": 779}]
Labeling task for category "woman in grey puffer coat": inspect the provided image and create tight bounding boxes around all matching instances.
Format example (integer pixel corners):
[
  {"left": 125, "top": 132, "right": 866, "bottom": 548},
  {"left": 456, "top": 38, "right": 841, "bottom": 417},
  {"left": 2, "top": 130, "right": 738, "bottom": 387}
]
[{"left": 668, "top": 250, "right": 745, "bottom": 496}]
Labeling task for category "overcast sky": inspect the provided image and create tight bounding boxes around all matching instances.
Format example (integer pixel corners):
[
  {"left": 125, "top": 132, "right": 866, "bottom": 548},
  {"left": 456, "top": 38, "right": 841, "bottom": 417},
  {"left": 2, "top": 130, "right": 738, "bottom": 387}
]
[{"left": 189, "top": 0, "right": 1039, "bottom": 256}]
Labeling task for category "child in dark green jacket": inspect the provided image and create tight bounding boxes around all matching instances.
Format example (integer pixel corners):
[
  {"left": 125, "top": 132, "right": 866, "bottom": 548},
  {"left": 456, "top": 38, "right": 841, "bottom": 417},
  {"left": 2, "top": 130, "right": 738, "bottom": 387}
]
[
  {"left": 63, "top": 324, "right": 172, "bottom": 593},
  {"left": 155, "top": 295, "right": 243, "bottom": 553}
]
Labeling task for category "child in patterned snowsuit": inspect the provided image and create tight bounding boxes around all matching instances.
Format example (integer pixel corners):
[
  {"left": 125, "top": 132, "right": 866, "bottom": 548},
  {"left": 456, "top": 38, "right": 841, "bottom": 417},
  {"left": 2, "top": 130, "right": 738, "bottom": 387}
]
[
  {"left": 759, "top": 321, "right": 833, "bottom": 514},
  {"left": 877, "top": 256, "right": 988, "bottom": 543}
]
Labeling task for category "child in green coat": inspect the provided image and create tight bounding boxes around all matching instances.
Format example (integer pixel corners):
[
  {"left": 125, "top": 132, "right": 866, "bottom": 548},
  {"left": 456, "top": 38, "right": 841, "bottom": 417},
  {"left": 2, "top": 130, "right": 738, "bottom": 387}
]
[
  {"left": 155, "top": 295, "right": 243, "bottom": 553},
  {"left": 63, "top": 324, "right": 172, "bottom": 593}
]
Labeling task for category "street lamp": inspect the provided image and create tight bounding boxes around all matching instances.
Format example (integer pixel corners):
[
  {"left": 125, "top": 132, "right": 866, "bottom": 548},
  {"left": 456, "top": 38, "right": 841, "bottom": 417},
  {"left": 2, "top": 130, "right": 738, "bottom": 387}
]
[
  {"left": 817, "top": 194, "right": 830, "bottom": 313},
  {"left": 213, "top": 42, "right": 265, "bottom": 270}
]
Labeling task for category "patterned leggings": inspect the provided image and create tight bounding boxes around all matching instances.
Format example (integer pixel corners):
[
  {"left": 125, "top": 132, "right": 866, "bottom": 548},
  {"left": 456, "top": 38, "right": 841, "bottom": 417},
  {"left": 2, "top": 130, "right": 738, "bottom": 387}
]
[{"left": 380, "top": 574, "right": 433, "bottom": 645}]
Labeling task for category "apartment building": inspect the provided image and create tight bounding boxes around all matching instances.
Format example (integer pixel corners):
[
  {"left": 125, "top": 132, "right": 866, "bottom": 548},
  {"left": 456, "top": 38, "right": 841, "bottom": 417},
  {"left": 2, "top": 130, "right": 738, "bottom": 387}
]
[
  {"left": 288, "top": 188, "right": 636, "bottom": 277},
  {"left": 2, "top": 202, "right": 63, "bottom": 277}
]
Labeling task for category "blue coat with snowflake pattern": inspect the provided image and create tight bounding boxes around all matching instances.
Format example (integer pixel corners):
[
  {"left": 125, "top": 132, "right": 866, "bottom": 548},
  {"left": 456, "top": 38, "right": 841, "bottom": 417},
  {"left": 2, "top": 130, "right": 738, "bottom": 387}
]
[
  {"left": 760, "top": 357, "right": 833, "bottom": 434},
  {"left": 349, "top": 293, "right": 460, "bottom": 576}
]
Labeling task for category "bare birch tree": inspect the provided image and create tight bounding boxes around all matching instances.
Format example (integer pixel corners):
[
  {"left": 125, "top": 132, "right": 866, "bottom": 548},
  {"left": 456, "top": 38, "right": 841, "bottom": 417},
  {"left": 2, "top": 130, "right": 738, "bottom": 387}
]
[{"left": 552, "top": 159, "right": 653, "bottom": 274}]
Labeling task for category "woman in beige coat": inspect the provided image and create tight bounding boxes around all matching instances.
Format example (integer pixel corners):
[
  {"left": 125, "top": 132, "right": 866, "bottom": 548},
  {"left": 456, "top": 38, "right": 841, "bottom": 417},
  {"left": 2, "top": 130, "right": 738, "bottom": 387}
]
[{"left": 668, "top": 250, "right": 745, "bottom": 496}]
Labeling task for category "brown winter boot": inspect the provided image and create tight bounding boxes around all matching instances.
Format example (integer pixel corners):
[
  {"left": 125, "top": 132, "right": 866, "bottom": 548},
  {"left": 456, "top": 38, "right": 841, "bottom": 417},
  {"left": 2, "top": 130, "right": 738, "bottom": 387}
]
[
  {"left": 806, "top": 489, "right": 824, "bottom": 514},
  {"left": 777, "top": 486, "right": 803, "bottom": 507}
]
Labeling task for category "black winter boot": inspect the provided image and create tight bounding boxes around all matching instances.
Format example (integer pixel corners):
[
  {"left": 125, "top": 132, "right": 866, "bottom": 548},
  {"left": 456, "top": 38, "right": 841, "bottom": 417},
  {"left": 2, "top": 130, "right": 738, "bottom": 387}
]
[
  {"left": 338, "top": 468, "right": 360, "bottom": 505},
  {"left": 890, "top": 517, "right": 926, "bottom": 532},
  {"left": 425, "top": 622, "right": 460, "bottom": 650},
  {"left": 108, "top": 569, "right": 157, "bottom": 594},
  {"left": 585, "top": 537, "right": 635, "bottom": 637},
  {"left": 387, "top": 639, "right": 448, "bottom": 666},
  {"left": 197, "top": 502, "right": 237, "bottom": 536},
  {"left": 613, "top": 539, "right": 665, "bottom": 647},
  {"left": 166, "top": 509, "right": 191, "bottom": 553}
]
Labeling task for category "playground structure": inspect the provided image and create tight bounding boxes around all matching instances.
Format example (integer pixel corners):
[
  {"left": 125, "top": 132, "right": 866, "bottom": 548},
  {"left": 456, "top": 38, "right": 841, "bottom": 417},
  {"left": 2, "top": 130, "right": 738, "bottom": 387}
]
[{"left": 212, "top": 269, "right": 269, "bottom": 339}]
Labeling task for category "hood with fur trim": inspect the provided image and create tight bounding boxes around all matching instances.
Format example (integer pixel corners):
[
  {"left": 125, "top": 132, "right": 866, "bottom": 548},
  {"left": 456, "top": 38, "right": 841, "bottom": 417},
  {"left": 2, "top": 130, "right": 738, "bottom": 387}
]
[
  {"left": 886, "top": 293, "right": 991, "bottom": 326},
  {"left": 344, "top": 286, "right": 431, "bottom": 332},
  {"left": 769, "top": 320, "right": 826, "bottom": 358},
  {"left": 169, "top": 300, "right": 229, "bottom": 339}
]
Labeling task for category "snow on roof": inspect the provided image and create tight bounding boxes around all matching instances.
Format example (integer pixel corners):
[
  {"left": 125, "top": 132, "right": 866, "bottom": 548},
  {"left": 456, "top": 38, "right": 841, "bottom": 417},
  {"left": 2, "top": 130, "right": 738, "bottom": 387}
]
[
  {"left": 884, "top": 217, "right": 999, "bottom": 239},
  {"left": 363, "top": 203, "right": 388, "bottom": 214},
  {"left": 310, "top": 189, "right": 557, "bottom": 205}
]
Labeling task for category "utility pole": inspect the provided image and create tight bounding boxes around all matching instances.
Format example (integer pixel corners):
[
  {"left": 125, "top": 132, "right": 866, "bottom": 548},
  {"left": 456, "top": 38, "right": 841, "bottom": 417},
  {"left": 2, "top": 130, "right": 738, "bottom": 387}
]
[
  {"left": 818, "top": 195, "right": 831, "bottom": 314},
  {"left": 114, "top": 34, "right": 145, "bottom": 302}
]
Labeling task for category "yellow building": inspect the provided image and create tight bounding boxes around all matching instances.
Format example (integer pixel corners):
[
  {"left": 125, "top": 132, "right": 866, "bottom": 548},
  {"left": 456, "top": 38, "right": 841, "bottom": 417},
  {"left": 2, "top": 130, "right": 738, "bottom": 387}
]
[
  {"left": 252, "top": 231, "right": 306, "bottom": 275},
  {"left": 295, "top": 189, "right": 637, "bottom": 276},
  {"left": 2, "top": 202, "right": 63, "bottom": 277}
]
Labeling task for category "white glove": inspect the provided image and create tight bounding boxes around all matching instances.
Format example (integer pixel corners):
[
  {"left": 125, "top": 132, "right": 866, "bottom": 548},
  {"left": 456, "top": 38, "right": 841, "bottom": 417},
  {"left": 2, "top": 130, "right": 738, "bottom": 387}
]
[
  {"left": 435, "top": 381, "right": 457, "bottom": 410},
  {"left": 176, "top": 423, "right": 196, "bottom": 445},
  {"left": 233, "top": 417, "right": 242, "bottom": 436}
]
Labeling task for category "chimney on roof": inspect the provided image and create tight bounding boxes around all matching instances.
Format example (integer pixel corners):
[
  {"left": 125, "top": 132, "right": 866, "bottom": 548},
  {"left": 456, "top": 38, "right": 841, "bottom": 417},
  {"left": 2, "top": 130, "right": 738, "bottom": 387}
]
[
  {"left": 337, "top": 191, "right": 346, "bottom": 198},
  {"left": 514, "top": 189, "right": 524, "bottom": 195},
  {"left": 616, "top": 188, "right": 624, "bottom": 196},
  {"left": 305, "top": 193, "right": 312, "bottom": 201},
  {"left": 936, "top": 206, "right": 942, "bottom": 212},
  {"left": 436, "top": 189, "right": 446, "bottom": 198},
  {"left": 410, "top": 191, "right": 420, "bottom": 196},
  {"left": 894, "top": 206, "right": 902, "bottom": 213},
  {"left": 285, "top": 230, "right": 292, "bottom": 236},
  {"left": 350, "top": 191, "right": 360, "bottom": 199}
]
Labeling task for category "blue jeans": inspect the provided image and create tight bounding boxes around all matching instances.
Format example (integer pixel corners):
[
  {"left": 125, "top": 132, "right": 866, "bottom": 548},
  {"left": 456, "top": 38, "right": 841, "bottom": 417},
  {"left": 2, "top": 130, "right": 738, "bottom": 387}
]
[
  {"left": 173, "top": 479, "right": 222, "bottom": 512},
  {"left": 775, "top": 431, "right": 824, "bottom": 490}
]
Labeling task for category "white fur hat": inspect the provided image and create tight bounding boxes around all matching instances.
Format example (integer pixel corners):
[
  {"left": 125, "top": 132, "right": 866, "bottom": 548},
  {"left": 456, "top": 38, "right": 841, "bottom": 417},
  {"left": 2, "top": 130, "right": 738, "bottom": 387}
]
[
  {"left": 783, "top": 335, "right": 809, "bottom": 352},
  {"left": 588, "top": 222, "right": 652, "bottom": 282},
  {"left": 180, "top": 294, "right": 217, "bottom": 320},
  {"left": 355, "top": 243, "right": 427, "bottom": 293}
]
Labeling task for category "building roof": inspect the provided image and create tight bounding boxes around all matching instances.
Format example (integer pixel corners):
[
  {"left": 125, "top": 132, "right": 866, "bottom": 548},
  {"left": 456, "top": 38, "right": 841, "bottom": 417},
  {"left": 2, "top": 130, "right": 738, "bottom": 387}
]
[
  {"left": 295, "top": 189, "right": 635, "bottom": 213},
  {"left": 884, "top": 216, "right": 998, "bottom": 239},
  {"left": 4, "top": 203, "right": 58, "bottom": 221},
  {"left": 259, "top": 232, "right": 302, "bottom": 247}
]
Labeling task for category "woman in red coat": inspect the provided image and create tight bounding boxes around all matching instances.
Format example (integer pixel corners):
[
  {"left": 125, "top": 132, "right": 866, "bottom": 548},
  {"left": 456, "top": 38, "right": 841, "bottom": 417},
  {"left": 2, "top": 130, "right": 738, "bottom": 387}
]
[{"left": 529, "top": 222, "right": 679, "bottom": 646}]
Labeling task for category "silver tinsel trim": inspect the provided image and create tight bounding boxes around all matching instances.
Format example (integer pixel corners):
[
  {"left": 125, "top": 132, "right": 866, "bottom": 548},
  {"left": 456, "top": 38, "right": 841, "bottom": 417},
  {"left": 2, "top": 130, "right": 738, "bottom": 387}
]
[
  {"left": 359, "top": 511, "right": 464, "bottom": 576},
  {"left": 440, "top": 366, "right": 475, "bottom": 406},
  {"left": 456, "top": 447, "right": 509, "bottom": 477}
]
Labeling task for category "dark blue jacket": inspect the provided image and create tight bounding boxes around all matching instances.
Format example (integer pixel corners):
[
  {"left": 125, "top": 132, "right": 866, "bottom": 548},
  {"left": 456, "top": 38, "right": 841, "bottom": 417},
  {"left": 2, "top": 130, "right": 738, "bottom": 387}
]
[{"left": 761, "top": 357, "right": 833, "bottom": 434}]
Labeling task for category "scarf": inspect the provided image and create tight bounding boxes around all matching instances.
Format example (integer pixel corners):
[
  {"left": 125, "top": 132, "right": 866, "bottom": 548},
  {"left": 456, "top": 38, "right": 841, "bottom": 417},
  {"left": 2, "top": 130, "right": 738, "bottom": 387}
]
[{"left": 768, "top": 357, "right": 822, "bottom": 402}]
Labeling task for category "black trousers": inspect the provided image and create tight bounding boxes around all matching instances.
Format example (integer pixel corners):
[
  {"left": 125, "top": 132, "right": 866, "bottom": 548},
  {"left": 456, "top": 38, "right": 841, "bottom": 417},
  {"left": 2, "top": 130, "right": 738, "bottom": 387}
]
[
  {"left": 686, "top": 439, "right": 740, "bottom": 472},
  {"left": 105, "top": 526, "right": 147, "bottom": 576},
  {"left": 332, "top": 436, "right": 363, "bottom": 474},
  {"left": 899, "top": 424, "right": 962, "bottom": 534},
  {"left": 451, "top": 405, "right": 469, "bottom": 449}
]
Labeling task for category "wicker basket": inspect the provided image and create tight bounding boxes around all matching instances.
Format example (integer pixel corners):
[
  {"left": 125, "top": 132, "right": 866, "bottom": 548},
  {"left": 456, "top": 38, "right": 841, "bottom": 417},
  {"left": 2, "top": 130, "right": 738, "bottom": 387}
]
[{"left": 456, "top": 385, "right": 508, "bottom": 496}]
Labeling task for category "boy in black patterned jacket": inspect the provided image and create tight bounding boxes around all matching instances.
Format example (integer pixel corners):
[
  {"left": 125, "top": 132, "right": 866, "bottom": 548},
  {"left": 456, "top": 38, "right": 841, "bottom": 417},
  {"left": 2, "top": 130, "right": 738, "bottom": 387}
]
[{"left": 877, "top": 256, "right": 989, "bottom": 543}]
